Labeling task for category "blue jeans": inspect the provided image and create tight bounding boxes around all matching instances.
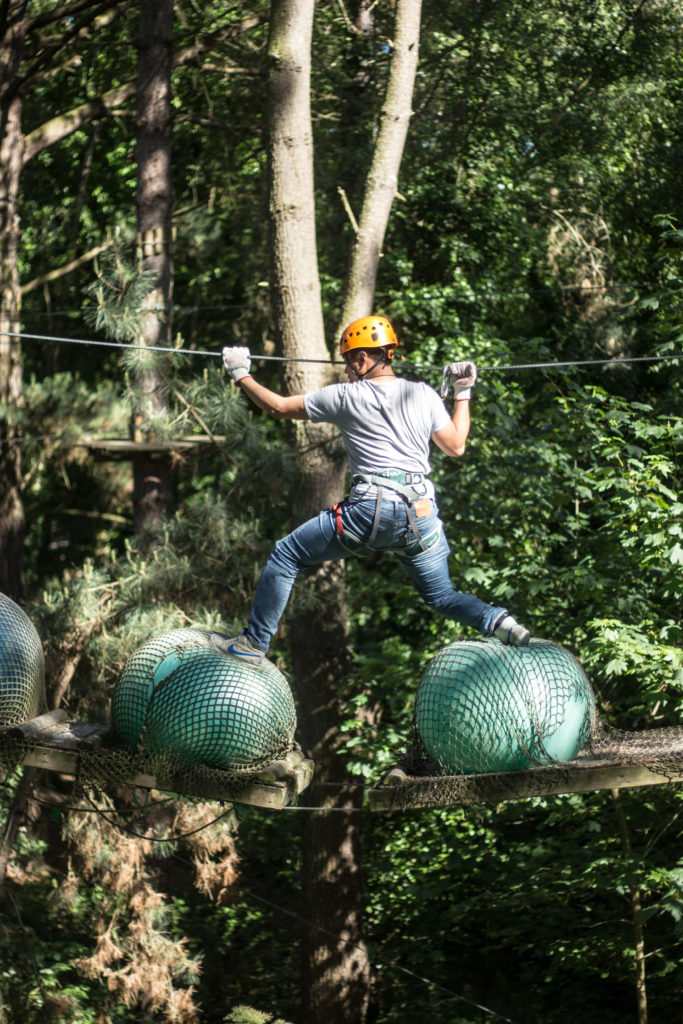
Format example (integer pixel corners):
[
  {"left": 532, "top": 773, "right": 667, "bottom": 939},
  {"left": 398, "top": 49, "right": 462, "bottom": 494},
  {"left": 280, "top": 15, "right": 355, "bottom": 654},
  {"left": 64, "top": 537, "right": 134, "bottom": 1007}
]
[{"left": 245, "top": 497, "right": 507, "bottom": 651}]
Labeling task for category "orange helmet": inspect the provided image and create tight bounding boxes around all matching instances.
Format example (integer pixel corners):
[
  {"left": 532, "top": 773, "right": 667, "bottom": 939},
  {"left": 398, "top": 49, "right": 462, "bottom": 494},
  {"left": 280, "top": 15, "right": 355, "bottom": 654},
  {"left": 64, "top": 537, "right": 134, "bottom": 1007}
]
[{"left": 339, "top": 315, "right": 398, "bottom": 359}]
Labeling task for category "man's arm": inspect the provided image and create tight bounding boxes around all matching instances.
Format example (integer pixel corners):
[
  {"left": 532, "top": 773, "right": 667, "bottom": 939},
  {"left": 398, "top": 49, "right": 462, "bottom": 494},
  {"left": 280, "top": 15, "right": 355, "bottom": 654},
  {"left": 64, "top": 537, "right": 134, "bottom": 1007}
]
[
  {"left": 431, "top": 359, "right": 477, "bottom": 456},
  {"left": 222, "top": 345, "right": 309, "bottom": 420},
  {"left": 237, "top": 376, "right": 309, "bottom": 420},
  {"left": 431, "top": 398, "right": 470, "bottom": 456}
]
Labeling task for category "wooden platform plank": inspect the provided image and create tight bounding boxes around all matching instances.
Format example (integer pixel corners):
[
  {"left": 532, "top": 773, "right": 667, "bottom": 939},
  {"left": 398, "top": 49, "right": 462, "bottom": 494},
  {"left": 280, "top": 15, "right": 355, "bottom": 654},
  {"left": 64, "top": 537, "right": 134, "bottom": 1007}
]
[
  {"left": 21, "top": 747, "right": 79, "bottom": 775},
  {"left": 7, "top": 709, "right": 68, "bottom": 738},
  {"left": 13, "top": 733, "right": 314, "bottom": 810},
  {"left": 36, "top": 722, "right": 111, "bottom": 747},
  {"left": 4, "top": 718, "right": 111, "bottom": 749},
  {"left": 138, "top": 759, "right": 314, "bottom": 809},
  {"left": 3, "top": 716, "right": 314, "bottom": 807},
  {"left": 368, "top": 756, "right": 683, "bottom": 812},
  {"left": 79, "top": 436, "right": 227, "bottom": 459}
]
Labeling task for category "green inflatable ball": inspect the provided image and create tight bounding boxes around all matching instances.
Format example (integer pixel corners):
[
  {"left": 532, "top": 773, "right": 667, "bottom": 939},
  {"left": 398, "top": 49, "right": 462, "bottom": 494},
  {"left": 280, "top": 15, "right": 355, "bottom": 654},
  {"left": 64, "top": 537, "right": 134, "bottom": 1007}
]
[
  {"left": 0, "top": 592, "right": 46, "bottom": 726},
  {"left": 112, "top": 629, "right": 296, "bottom": 771},
  {"left": 415, "top": 638, "right": 595, "bottom": 775}
]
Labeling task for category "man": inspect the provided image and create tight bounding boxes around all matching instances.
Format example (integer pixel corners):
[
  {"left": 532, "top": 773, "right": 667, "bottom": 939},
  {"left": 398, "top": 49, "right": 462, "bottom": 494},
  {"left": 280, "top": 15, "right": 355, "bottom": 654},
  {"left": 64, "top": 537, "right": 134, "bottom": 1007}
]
[{"left": 216, "top": 314, "right": 530, "bottom": 666}]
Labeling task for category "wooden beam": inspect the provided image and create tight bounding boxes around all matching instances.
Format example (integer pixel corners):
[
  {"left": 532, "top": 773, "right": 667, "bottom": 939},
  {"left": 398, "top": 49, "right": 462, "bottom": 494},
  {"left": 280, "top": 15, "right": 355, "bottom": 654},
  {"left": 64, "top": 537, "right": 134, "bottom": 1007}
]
[
  {"left": 11, "top": 718, "right": 109, "bottom": 746},
  {"left": 17, "top": 744, "right": 314, "bottom": 810},
  {"left": 126, "top": 757, "right": 315, "bottom": 810},
  {"left": 7, "top": 708, "right": 68, "bottom": 738},
  {"left": 368, "top": 755, "right": 683, "bottom": 813},
  {"left": 2, "top": 715, "right": 315, "bottom": 811},
  {"left": 21, "top": 746, "right": 79, "bottom": 775},
  {"left": 75, "top": 436, "right": 227, "bottom": 460}
]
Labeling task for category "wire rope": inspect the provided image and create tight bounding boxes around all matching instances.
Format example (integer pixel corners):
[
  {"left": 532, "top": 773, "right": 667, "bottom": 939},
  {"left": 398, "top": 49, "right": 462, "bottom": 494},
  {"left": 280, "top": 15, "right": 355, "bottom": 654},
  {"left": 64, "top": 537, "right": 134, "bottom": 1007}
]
[
  {"left": 3, "top": 328, "right": 682, "bottom": 375},
  {"left": 77, "top": 785, "right": 236, "bottom": 841}
]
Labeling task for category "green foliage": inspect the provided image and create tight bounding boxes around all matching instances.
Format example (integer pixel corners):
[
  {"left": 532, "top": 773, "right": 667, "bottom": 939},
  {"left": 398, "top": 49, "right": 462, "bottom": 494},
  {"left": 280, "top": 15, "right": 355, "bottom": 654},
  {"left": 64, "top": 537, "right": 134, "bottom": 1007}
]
[
  {"left": 583, "top": 618, "right": 683, "bottom": 722},
  {"left": 18, "top": 372, "right": 130, "bottom": 582},
  {"left": 225, "top": 1006, "right": 294, "bottom": 1024},
  {"left": 0, "top": 900, "right": 100, "bottom": 1024},
  {"left": 83, "top": 246, "right": 158, "bottom": 345},
  {"left": 365, "top": 788, "right": 683, "bottom": 1023},
  {"left": 4, "top": 2, "right": 682, "bottom": 1023}
]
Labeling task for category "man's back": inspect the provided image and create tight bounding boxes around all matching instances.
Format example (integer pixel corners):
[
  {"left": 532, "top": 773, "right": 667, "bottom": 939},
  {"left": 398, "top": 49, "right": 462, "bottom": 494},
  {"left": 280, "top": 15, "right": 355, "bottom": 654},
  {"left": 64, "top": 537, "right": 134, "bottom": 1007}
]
[{"left": 303, "top": 377, "right": 450, "bottom": 479}]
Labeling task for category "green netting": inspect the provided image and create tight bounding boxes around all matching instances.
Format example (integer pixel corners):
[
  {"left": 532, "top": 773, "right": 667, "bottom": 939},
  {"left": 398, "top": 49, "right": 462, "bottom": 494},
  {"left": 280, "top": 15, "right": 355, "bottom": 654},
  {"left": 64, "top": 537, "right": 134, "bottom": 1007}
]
[
  {"left": 0, "top": 592, "right": 46, "bottom": 726},
  {"left": 415, "top": 638, "right": 595, "bottom": 774},
  {"left": 373, "top": 723, "right": 683, "bottom": 811},
  {"left": 111, "top": 628, "right": 297, "bottom": 772},
  {"left": 0, "top": 732, "right": 305, "bottom": 811}
]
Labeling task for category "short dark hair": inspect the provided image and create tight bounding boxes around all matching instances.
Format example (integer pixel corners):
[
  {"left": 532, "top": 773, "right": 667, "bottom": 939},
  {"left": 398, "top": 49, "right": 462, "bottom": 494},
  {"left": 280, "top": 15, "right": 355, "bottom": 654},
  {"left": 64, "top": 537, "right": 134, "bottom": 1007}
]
[{"left": 349, "top": 346, "right": 386, "bottom": 360}]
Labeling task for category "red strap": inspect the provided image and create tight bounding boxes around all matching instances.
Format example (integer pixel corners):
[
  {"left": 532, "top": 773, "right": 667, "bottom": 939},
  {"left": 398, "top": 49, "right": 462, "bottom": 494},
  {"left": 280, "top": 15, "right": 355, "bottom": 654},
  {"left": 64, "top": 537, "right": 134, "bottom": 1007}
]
[{"left": 330, "top": 501, "right": 344, "bottom": 536}]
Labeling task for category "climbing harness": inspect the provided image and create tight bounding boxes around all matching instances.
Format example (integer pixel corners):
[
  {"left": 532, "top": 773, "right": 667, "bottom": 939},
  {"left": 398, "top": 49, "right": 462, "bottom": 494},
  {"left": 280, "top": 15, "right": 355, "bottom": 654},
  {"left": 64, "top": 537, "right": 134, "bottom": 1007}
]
[{"left": 330, "top": 469, "right": 441, "bottom": 559}]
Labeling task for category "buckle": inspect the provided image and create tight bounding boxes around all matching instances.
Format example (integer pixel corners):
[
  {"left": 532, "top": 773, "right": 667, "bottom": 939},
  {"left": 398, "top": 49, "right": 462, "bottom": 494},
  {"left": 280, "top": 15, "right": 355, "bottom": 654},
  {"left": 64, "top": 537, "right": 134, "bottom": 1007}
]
[{"left": 353, "top": 470, "right": 423, "bottom": 487}]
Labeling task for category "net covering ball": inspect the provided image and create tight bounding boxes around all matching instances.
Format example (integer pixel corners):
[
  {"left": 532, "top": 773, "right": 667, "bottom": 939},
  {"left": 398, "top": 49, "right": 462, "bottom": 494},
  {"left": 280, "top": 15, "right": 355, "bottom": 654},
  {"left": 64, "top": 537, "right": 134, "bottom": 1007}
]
[
  {"left": 0, "top": 593, "right": 46, "bottom": 726},
  {"left": 415, "top": 639, "right": 595, "bottom": 774},
  {"left": 111, "top": 629, "right": 296, "bottom": 771}
]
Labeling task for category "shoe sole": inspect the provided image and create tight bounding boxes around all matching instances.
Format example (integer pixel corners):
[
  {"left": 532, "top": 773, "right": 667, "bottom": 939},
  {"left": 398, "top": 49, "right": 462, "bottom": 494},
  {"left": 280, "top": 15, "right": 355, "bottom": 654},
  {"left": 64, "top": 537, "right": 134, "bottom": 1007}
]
[{"left": 227, "top": 644, "right": 264, "bottom": 663}]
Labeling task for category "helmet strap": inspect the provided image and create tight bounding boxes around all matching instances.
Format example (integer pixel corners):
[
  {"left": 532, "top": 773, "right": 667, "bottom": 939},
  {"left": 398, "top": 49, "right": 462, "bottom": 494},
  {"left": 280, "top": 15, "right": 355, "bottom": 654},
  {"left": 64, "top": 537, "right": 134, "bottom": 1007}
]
[{"left": 347, "top": 351, "right": 389, "bottom": 380}]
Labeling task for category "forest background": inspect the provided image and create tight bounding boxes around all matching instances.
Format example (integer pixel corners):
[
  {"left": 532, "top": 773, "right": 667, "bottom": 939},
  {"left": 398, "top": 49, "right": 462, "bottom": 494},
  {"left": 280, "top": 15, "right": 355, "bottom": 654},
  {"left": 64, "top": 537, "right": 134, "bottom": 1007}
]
[{"left": 0, "top": 2, "right": 682, "bottom": 1024}]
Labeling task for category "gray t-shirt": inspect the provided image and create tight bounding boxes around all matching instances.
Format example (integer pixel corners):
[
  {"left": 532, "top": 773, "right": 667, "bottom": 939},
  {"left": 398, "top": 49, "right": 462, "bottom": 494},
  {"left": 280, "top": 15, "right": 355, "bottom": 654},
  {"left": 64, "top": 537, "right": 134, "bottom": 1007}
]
[{"left": 304, "top": 378, "right": 450, "bottom": 496}]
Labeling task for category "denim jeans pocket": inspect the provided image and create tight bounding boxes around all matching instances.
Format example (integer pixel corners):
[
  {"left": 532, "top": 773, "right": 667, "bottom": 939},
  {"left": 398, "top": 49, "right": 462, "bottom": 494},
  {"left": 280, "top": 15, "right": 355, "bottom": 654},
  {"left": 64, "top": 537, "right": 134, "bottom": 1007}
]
[{"left": 341, "top": 499, "right": 378, "bottom": 543}]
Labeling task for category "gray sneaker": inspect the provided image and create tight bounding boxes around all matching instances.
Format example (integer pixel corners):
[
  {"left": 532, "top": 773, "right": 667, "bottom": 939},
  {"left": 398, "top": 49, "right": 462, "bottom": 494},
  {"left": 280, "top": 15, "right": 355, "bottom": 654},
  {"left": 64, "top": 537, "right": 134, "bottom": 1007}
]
[
  {"left": 492, "top": 614, "right": 531, "bottom": 647},
  {"left": 210, "top": 631, "right": 266, "bottom": 666}
]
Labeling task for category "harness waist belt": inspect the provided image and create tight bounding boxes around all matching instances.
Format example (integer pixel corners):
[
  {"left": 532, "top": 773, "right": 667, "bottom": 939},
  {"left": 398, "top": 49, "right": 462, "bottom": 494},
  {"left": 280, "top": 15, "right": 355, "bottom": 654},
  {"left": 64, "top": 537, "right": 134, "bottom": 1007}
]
[{"left": 353, "top": 469, "right": 424, "bottom": 488}]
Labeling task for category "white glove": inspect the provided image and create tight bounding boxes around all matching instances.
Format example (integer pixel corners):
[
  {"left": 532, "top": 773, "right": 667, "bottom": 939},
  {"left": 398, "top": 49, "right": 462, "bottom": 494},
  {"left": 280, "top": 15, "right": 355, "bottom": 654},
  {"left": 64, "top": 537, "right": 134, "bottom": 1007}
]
[
  {"left": 441, "top": 360, "right": 477, "bottom": 400},
  {"left": 222, "top": 346, "right": 251, "bottom": 384}
]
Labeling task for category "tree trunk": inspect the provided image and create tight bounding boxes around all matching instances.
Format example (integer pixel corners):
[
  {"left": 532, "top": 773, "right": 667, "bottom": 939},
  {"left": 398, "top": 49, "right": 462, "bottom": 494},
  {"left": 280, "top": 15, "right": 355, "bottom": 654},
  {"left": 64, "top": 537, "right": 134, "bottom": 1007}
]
[
  {"left": 267, "top": 3, "right": 369, "bottom": 1022},
  {"left": 0, "top": 767, "right": 37, "bottom": 888},
  {"left": 612, "top": 789, "right": 649, "bottom": 1024},
  {"left": 338, "top": 0, "right": 423, "bottom": 328},
  {"left": 0, "top": 1, "right": 29, "bottom": 598},
  {"left": 267, "top": 2, "right": 424, "bottom": 1019},
  {"left": 132, "top": 0, "right": 175, "bottom": 550}
]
